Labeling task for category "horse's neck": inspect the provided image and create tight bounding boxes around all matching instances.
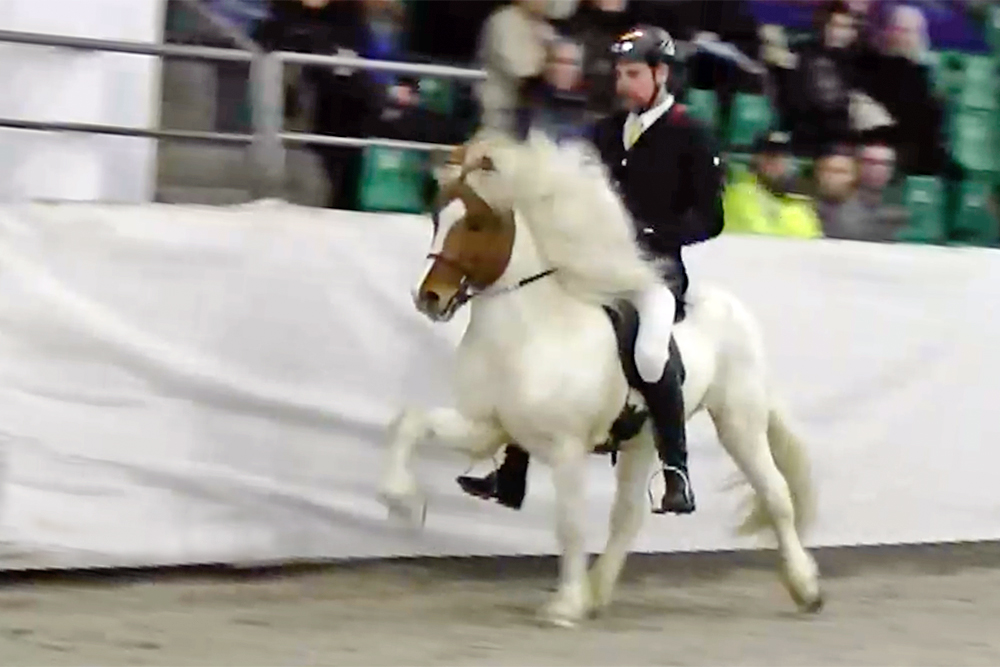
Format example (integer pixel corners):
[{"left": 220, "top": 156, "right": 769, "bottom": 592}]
[{"left": 467, "top": 213, "right": 580, "bottom": 347}]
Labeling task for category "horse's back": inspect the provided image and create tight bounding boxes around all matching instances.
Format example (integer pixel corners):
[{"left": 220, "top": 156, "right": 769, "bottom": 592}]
[{"left": 674, "top": 284, "right": 766, "bottom": 411}]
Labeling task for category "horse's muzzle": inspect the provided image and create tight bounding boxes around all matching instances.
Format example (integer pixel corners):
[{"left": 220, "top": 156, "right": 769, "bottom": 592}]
[{"left": 414, "top": 290, "right": 456, "bottom": 322}]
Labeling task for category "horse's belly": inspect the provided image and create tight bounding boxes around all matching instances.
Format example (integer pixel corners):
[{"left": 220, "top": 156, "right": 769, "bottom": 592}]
[{"left": 497, "top": 342, "right": 626, "bottom": 447}]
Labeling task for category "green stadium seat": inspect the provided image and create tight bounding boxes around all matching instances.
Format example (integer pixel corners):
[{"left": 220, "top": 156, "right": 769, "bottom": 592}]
[
  {"left": 949, "top": 179, "right": 999, "bottom": 246},
  {"left": 357, "top": 147, "right": 428, "bottom": 214},
  {"left": 419, "top": 77, "right": 455, "bottom": 116},
  {"left": 897, "top": 175, "right": 946, "bottom": 244},
  {"left": 683, "top": 88, "right": 719, "bottom": 134},
  {"left": 949, "top": 109, "right": 999, "bottom": 173},
  {"left": 930, "top": 51, "right": 966, "bottom": 100},
  {"left": 956, "top": 55, "right": 999, "bottom": 110},
  {"left": 987, "top": 5, "right": 1000, "bottom": 55},
  {"left": 726, "top": 94, "right": 774, "bottom": 149}
]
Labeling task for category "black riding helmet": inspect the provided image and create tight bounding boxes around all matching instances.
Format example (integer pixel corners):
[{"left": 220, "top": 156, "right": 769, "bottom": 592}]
[
  {"left": 611, "top": 25, "right": 677, "bottom": 67},
  {"left": 610, "top": 25, "right": 681, "bottom": 111}
]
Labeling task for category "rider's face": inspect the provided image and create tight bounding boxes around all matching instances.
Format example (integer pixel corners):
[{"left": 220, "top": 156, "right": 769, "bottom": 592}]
[{"left": 615, "top": 61, "right": 664, "bottom": 110}]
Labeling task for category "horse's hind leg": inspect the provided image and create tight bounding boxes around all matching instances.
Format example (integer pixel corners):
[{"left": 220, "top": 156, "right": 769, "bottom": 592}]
[
  {"left": 709, "top": 392, "right": 822, "bottom": 612},
  {"left": 378, "top": 407, "right": 505, "bottom": 525},
  {"left": 589, "top": 428, "right": 657, "bottom": 613}
]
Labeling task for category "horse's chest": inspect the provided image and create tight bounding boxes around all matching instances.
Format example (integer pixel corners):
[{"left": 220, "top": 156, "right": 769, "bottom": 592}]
[{"left": 456, "top": 332, "right": 623, "bottom": 437}]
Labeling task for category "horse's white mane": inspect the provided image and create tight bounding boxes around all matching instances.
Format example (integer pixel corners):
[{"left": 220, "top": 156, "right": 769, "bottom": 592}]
[{"left": 468, "top": 132, "right": 663, "bottom": 305}]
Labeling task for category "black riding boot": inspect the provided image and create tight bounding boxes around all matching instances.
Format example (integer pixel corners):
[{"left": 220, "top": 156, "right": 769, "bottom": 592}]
[
  {"left": 456, "top": 444, "right": 530, "bottom": 510},
  {"left": 639, "top": 355, "right": 696, "bottom": 515}
]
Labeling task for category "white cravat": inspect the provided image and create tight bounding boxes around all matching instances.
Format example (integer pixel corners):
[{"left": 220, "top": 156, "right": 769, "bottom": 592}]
[{"left": 622, "top": 94, "right": 675, "bottom": 150}]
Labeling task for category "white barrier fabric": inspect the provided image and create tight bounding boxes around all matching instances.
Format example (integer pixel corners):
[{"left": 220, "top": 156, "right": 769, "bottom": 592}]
[{"left": 0, "top": 200, "right": 999, "bottom": 571}]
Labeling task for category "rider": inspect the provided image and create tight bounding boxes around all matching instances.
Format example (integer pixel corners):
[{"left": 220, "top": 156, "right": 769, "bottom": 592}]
[{"left": 457, "top": 25, "right": 725, "bottom": 516}]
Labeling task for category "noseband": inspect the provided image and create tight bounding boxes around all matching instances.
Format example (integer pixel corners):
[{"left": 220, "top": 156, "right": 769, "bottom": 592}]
[{"left": 424, "top": 251, "right": 481, "bottom": 316}]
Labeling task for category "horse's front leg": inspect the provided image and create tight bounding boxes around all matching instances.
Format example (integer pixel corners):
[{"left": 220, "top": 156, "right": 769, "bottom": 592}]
[
  {"left": 378, "top": 406, "right": 504, "bottom": 526},
  {"left": 539, "top": 439, "right": 592, "bottom": 628}
]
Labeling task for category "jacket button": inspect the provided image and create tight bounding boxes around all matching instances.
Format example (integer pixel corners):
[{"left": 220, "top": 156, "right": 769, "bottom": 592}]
[{"left": 621, "top": 158, "right": 627, "bottom": 166}]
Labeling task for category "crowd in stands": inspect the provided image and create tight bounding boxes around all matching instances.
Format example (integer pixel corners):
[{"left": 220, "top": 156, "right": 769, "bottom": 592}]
[{"left": 191, "top": 0, "right": 1000, "bottom": 247}]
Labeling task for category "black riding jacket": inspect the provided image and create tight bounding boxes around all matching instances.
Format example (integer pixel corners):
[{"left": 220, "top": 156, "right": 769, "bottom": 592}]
[{"left": 592, "top": 102, "right": 725, "bottom": 270}]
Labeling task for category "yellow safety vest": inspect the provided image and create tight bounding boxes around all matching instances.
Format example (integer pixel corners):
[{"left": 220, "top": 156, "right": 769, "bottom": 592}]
[{"left": 722, "top": 173, "right": 823, "bottom": 239}]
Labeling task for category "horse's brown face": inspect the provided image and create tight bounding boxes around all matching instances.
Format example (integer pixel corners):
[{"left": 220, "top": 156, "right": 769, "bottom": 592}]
[{"left": 416, "top": 155, "right": 515, "bottom": 322}]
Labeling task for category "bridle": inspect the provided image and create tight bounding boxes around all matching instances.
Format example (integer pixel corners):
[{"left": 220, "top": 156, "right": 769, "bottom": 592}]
[
  {"left": 425, "top": 231, "right": 557, "bottom": 318},
  {"left": 425, "top": 160, "right": 556, "bottom": 318}
]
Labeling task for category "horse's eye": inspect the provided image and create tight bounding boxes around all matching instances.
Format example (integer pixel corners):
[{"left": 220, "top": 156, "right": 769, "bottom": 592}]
[{"left": 466, "top": 220, "right": 483, "bottom": 232}]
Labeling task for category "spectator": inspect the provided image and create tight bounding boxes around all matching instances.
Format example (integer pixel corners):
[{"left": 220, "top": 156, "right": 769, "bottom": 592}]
[
  {"left": 846, "top": 0, "right": 876, "bottom": 47},
  {"left": 368, "top": 75, "right": 459, "bottom": 146},
  {"left": 723, "top": 131, "right": 822, "bottom": 238},
  {"left": 514, "top": 35, "right": 591, "bottom": 145},
  {"left": 787, "top": 0, "right": 858, "bottom": 156},
  {"left": 814, "top": 141, "right": 904, "bottom": 242},
  {"left": 664, "top": 1, "right": 763, "bottom": 111},
  {"left": 558, "top": 0, "right": 636, "bottom": 116},
  {"left": 854, "top": 3, "right": 947, "bottom": 176},
  {"left": 475, "top": 0, "right": 557, "bottom": 135},
  {"left": 255, "top": 0, "right": 371, "bottom": 210},
  {"left": 855, "top": 140, "right": 909, "bottom": 224}
]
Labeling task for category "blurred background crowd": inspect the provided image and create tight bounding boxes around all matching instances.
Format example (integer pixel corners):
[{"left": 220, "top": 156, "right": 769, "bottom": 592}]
[{"left": 163, "top": 0, "right": 1000, "bottom": 247}]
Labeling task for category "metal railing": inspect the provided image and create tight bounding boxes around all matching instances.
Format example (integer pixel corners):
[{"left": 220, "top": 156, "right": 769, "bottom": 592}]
[
  {"left": 0, "top": 24, "right": 485, "bottom": 201},
  {"left": 0, "top": 21, "right": 772, "bottom": 204}
]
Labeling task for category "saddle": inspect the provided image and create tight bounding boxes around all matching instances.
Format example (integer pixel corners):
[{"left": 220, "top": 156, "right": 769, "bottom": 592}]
[{"left": 595, "top": 299, "right": 686, "bottom": 459}]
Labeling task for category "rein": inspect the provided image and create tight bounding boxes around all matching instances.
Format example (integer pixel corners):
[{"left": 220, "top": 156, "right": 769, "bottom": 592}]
[{"left": 475, "top": 267, "right": 557, "bottom": 300}]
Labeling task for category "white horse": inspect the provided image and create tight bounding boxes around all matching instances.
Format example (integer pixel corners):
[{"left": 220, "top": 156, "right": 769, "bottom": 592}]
[{"left": 377, "top": 133, "right": 822, "bottom": 627}]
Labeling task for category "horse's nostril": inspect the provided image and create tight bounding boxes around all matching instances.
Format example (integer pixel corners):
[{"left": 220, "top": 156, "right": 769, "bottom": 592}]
[{"left": 423, "top": 292, "right": 440, "bottom": 307}]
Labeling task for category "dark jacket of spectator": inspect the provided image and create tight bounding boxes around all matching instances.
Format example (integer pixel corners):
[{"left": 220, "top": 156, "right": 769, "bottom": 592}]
[
  {"left": 652, "top": 0, "right": 762, "bottom": 93},
  {"left": 853, "top": 51, "right": 947, "bottom": 175},
  {"left": 789, "top": 39, "right": 855, "bottom": 155},
  {"left": 557, "top": 1, "right": 636, "bottom": 116},
  {"left": 367, "top": 78, "right": 463, "bottom": 146}
]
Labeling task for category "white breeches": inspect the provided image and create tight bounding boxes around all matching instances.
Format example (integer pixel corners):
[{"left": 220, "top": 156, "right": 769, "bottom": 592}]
[{"left": 634, "top": 282, "right": 676, "bottom": 384}]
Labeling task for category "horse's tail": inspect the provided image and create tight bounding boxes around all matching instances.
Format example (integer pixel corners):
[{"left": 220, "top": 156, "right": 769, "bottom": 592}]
[{"left": 736, "top": 400, "right": 817, "bottom": 537}]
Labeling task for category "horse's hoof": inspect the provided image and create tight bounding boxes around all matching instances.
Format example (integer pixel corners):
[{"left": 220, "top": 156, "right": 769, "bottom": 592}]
[
  {"left": 538, "top": 594, "right": 589, "bottom": 629},
  {"left": 536, "top": 611, "right": 579, "bottom": 629},
  {"left": 786, "top": 581, "right": 824, "bottom": 614},
  {"left": 801, "top": 591, "right": 825, "bottom": 614},
  {"left": 779, "top": 566, "right": 823, "bottom": 614}
]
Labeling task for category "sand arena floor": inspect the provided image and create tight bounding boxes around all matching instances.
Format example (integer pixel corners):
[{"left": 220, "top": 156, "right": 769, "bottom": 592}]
[{"left": 1, "top": 543, "right": 999, "bottom": 666}]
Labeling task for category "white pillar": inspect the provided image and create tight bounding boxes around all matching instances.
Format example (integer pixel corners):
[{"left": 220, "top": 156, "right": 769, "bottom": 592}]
[{"left": 0, "top": 0, "right": 167, "bottom": 203}]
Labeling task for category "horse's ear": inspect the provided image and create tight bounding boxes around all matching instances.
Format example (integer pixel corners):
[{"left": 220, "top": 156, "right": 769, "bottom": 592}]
[
  {"left": 445, "top": 144, "right": 467, "bottom": 167},
  {"left": 432, "top": 147, "right": 463, "bottom": 186},
  {"left": 458, "top": 154, "right": 497, "bottom": 181}
]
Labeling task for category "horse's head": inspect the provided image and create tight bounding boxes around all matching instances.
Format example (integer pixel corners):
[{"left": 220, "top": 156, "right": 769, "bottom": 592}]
[{"left": 415, "top": 152, "right": 516, "bottom": 322}]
